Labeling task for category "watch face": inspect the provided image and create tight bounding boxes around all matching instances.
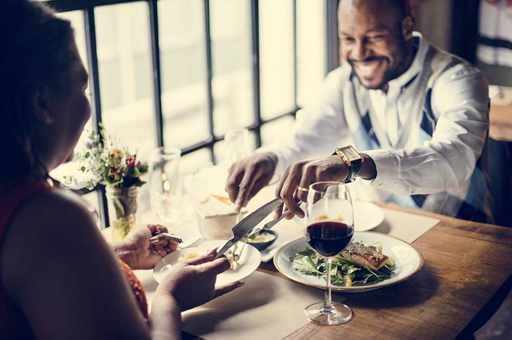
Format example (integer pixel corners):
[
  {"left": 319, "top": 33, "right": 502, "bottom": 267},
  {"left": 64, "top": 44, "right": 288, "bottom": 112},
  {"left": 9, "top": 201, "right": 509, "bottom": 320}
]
[{"left": 340, "top": 146, "right": 361, "bottom": 162}]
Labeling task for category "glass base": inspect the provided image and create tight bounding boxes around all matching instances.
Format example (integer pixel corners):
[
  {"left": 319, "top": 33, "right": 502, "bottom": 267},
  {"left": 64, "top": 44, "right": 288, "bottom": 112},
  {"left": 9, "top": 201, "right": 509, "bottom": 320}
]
[{"left": 304, "top": 301, "right": 353, "bottom": 325}]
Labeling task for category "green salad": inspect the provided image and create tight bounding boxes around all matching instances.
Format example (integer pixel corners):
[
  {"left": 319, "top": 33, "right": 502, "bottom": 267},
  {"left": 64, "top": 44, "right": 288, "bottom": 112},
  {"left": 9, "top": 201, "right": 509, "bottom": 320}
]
[{"left": 290, "top": 242, "right": 395, "bottom": 287}]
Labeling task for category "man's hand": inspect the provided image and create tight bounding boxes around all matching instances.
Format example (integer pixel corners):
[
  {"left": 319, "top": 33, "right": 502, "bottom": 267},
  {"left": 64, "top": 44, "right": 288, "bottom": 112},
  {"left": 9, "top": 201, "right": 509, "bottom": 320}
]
[
  {"left": 275, "top": 155, "right": 349, "bottom": 218},
  {"left": 114, "top": 224, "right": 179, "bottom": 270},
  {"left": 225, "top": 152, "right": 278, "bottom": 211}
]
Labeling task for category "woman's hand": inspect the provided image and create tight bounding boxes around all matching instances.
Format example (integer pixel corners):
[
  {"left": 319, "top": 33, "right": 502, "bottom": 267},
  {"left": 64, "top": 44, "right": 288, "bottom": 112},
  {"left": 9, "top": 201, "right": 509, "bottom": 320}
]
[
  {"left": 157, "top": 249, "right": 243, "bottom": 311},
  {"left": 114, "top": 224, "right": 179, "bottom": 270}
]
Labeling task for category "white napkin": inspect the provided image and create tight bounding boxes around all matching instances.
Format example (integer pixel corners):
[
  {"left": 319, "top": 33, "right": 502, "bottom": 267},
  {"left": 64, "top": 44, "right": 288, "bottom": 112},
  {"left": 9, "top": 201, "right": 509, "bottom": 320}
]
[
  {"left": 374, "top": 208, "right": 439, "bottom": 243},
  {"left": 182, "top": 271, "right": 345, "bottom": 340}
]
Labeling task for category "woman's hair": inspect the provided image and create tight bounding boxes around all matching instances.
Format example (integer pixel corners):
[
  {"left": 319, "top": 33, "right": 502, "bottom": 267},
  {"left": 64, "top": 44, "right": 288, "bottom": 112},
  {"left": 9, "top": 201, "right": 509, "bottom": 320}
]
[{"left": 0, "top": 0, "right": 75, "bottom": 180}]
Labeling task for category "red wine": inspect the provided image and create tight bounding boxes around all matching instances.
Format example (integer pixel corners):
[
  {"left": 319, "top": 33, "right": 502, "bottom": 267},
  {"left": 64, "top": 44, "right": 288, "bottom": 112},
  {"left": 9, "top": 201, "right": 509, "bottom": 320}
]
[{"left": 306, "top": 221, "right": 354, "bottom": 257}]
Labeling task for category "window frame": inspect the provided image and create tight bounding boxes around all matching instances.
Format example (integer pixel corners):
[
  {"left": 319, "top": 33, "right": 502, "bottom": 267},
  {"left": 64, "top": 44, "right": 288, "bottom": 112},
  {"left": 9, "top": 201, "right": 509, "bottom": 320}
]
[{"left": 44, "top": 0, "right": 339, "bottom": 228}]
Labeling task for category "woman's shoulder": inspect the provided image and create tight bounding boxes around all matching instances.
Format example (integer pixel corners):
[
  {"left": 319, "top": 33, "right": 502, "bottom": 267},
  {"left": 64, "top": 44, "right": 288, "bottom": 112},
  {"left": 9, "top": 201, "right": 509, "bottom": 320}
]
[
  {"left": 7, "top": 188, "right": 99, "bottom": 247},
  {"left": 1, "top": 188, "right": 102, "bottom": 289}
]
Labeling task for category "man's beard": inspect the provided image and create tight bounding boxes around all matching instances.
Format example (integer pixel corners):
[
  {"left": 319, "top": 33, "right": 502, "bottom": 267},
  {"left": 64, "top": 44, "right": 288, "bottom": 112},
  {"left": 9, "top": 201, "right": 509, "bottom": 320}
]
[{"left": 350, "top": 39, "right": 408, "bottom": 90}]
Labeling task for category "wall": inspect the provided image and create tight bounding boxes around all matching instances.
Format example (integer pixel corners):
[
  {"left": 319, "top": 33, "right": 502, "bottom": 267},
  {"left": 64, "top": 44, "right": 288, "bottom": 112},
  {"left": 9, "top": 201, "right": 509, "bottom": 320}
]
[{"left": 413, "top": 0, "right": 453, "bottom": 52}]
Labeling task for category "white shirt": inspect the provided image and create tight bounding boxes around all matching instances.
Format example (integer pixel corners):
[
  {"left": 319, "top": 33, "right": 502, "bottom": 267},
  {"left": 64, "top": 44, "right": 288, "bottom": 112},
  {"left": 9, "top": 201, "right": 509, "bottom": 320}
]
[{"left": 260, "top": 33, "right": 491, "bottom": 219}]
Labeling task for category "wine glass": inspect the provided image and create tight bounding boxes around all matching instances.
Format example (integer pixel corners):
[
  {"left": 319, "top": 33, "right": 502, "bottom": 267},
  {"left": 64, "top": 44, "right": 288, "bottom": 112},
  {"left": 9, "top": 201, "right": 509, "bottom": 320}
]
[{"left": 304, "top": 181, "right": 354, "bottom": 325}]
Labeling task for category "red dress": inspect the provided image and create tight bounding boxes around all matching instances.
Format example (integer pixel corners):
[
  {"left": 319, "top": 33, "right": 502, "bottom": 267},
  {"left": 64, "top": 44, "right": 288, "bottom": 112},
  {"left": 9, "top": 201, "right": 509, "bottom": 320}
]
[{"left": 0, "top": 180, "right": 148, "bottom": 338}]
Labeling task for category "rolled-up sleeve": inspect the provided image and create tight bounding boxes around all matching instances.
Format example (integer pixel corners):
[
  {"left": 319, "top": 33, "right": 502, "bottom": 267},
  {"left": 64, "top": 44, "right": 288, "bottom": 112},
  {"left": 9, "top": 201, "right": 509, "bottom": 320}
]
[{"left": 367, "top": 64, "right": 489, "bottom": 195}]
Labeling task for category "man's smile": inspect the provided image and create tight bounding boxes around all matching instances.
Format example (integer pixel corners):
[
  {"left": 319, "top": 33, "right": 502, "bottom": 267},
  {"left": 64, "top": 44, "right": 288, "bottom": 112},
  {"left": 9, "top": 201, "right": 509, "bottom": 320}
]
[{"left": 351, "top": 58, "right": 386, "bottom": 79}]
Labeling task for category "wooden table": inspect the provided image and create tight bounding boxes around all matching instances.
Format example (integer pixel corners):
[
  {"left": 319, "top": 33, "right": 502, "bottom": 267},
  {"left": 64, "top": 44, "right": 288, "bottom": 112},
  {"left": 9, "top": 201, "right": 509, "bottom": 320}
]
[
  {"left": 254, "top": 203, "right": 512, "bottom": 339},
  {"left": 130, "top": 188, "right": 511, "bottom": 339}
]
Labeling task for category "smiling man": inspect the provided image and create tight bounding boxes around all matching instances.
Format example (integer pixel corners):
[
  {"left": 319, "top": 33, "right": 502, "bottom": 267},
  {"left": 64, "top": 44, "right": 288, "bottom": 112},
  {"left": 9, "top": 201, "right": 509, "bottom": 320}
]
[{"left": 226, "top": 0, "right": 493, "bottom": 223}]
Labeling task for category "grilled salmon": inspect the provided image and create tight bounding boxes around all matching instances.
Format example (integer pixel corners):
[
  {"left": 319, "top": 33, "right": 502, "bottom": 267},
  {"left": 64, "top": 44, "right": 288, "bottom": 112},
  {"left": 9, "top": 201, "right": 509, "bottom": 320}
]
[{"left": 341, "top": 242, "right": 390, "bottom": 271}]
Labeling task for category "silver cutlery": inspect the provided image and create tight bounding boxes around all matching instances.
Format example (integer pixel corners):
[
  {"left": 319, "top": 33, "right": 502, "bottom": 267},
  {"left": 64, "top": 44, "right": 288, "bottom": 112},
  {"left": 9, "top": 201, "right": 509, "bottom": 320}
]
[
  {"left": 179, "top": 237, "right": 207, "bottom": 249},
  {"left": 214, "top": 197, "right": 284, "bottom": 259}
]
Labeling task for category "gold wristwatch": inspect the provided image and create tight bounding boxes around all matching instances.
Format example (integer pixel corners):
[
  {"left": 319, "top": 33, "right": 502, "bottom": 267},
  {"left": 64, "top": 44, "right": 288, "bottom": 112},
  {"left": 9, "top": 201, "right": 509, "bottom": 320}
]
[{"left": 333, "top": 145, "right": 364, "bottom": 183}]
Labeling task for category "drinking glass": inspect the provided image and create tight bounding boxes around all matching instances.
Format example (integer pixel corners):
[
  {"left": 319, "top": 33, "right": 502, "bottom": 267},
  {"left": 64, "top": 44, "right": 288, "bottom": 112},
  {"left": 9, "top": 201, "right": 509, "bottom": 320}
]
[
  {"left": 149, "top": 147, "right": 182, "bottom": 223},
  {"left": 224, "top": 128, "right": 251, "bottom": 165},
  {"left": 304, "top": 181, "right": 354, "bottom": 325}
]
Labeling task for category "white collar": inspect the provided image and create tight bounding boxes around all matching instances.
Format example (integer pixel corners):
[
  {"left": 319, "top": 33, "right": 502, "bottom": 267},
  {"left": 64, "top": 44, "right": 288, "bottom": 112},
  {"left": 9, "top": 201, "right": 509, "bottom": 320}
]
[{"left": 386, "top": 32, "right": 430, "bottom": 91}]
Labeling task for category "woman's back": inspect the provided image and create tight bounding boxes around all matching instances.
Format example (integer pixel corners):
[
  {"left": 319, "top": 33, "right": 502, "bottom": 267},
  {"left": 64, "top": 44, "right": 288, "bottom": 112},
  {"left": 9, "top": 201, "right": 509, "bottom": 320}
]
[
  {"left": 0, "top": 179, "right": 49, "bottom": 339},
  {"left": 0, "top": 180, "right": 150, "bottom": 339}
]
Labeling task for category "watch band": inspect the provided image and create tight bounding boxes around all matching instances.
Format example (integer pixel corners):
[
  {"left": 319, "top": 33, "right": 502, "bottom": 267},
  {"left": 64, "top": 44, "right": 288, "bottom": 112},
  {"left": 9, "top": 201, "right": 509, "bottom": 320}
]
[
  {"left": 344, "top": 158, "right": 362, "bottom": 183},
  {"left": 333, "top": 146, "right": 363, "bottom": 183}
]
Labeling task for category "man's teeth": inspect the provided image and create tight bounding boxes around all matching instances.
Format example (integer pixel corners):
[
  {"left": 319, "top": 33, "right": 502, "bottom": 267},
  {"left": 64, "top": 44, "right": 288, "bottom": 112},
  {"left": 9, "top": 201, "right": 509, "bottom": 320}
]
[{"left": 357, "top": 62, "right": 379, "bottom": 76}]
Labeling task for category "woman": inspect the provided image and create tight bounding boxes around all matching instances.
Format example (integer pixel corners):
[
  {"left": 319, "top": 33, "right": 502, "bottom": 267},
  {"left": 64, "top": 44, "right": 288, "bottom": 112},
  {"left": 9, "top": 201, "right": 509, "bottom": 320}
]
[{"left": 0, "top": 1, "right": 241, "bottom": 339}]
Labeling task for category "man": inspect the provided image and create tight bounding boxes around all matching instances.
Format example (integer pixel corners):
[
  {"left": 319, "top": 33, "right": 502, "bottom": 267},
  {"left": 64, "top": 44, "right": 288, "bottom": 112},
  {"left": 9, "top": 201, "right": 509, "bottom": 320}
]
[{"left": 226, "top": 0, "right": 493, "bottom": 223}]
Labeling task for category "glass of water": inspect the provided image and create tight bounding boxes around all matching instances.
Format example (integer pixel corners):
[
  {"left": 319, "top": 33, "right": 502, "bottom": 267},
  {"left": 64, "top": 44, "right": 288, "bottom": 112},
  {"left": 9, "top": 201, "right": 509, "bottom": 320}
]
[{"left": 149, "top": 147, "right": 182, "bottom": 223}]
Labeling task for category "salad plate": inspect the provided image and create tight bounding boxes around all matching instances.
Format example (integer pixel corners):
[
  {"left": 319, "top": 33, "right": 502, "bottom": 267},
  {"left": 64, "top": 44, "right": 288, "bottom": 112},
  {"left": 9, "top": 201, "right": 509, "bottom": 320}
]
[
  {"left": 353, "top": 201, "right": 384, "bottom": 231},
  {"left": 154, "top": 240, "right": 261, "bottom": 286},
  {"left": 273, "top": 232, "right": 423, "bottom": 292}
]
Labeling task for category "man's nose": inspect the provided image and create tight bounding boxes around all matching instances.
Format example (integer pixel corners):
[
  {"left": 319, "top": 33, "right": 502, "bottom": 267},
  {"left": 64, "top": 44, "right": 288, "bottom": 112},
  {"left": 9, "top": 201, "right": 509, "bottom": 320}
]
[{"left": 352, "top": 40, "right": 368, "bottom": 61}]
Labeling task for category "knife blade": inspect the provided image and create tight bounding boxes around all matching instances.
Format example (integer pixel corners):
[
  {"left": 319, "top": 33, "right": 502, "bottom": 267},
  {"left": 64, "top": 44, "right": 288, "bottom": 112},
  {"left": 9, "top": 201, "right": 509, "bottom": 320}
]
[{"left": 214, "top": 197, "right": 283, "bottom": 259}]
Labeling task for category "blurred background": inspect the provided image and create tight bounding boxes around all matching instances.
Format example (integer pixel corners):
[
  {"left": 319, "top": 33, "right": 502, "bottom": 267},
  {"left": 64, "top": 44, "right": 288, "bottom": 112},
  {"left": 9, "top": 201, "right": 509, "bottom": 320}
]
[{"left": 42, "top": 0, "right": 512, "bottom": 228}]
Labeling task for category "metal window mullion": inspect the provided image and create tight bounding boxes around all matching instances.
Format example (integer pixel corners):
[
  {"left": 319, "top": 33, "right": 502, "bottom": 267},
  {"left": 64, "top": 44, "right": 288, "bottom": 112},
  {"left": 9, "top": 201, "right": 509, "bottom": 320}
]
[
  {"left": 84, "top": 8, "right": 109, "bottom": 229},
  {"left": 148, "top": 0, "right": 164, "bottom": 147},
  {"left": 173, "top": 106, "right": 299, "bottom": 157},
  {"left": 325, "top": 0, "right": 339, "bottom": 74},
  {"left": 47, "top": 0, "right": 139, "bottom": 12},
  {"left": 203, "top": 0, "right": 216, "bottom": 163},
  {"left": 292, "top": 0, "right": 298, "bottom": 114},
  {"left": 250, "top": 0, "right": 262, "bottom": 148}
]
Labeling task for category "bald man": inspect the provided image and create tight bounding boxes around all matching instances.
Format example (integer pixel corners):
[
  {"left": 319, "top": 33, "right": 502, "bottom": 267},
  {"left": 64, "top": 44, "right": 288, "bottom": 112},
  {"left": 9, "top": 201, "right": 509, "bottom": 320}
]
[{"left": 226, "top": 0, "right": 492, "bottom": 223}]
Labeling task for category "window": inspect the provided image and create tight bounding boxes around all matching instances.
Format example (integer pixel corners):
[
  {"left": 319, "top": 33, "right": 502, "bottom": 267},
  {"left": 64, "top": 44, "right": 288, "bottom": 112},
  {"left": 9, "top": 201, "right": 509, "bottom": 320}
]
[{"left": 45, "top": 0, "right": 337, "bottom": 229}]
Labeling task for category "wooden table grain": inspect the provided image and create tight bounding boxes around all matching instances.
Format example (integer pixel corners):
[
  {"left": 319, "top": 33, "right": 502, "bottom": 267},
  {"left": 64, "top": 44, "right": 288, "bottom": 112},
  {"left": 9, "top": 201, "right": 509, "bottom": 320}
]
[{"left": 257, "top": 203, "right": 512, "bottom": 339}]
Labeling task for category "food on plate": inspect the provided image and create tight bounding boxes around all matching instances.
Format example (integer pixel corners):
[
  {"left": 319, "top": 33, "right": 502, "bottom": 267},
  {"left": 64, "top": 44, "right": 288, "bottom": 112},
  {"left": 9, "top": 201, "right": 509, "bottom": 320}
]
[
  {"left": 247, "top": 231, "right": 276, "bottom": 243},
  {"left": 178, "top": 252, "right": 199, "bottom": 263},
  {"left": 178, "top": 249, "right": 240, "bottom": 271},
  {"left": 290, "top": 241, "right": 395, "bottom": 287},
  {"left": 199, "top": 194, "right": 233, "bottom": 205},
  {"left": 342, "top": 242, "right": 394, "bottom": 271},
  {"left": 226, "top": 250, "right": 240, "bottom": 271},
  {"left": 245, "top": 229, "right": 278, "bottom": 251}
]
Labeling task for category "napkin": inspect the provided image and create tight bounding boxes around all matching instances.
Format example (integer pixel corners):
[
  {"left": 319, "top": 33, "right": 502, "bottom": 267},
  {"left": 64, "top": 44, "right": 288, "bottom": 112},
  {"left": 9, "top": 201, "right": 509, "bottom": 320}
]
[
  {"left": 182, "top": 271, "right": 346, "bottom": 340},
  {"left": 374, "top": 208, "right": 440, "bottom": 243}
]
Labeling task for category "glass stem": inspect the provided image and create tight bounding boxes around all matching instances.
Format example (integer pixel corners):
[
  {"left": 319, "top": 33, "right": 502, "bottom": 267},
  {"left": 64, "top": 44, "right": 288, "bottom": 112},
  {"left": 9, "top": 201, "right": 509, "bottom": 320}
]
[{"left": 323, "top": 256, "right": 333, "bottom": 312}]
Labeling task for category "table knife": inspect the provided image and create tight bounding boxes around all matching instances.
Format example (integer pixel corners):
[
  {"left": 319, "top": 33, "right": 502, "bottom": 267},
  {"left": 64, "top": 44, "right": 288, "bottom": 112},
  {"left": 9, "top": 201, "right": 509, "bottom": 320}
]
[{"left": 214, "top": 197, "right": 283, "bottom": 259}]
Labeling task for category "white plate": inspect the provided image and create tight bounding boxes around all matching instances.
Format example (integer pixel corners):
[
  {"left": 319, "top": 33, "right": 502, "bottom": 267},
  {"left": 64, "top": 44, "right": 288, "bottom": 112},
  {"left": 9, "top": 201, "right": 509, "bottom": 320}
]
[
  {"left": 153, "top": 240, "right": 261, "bottom": 286},
  {"left": 292, "top": 200, "right": 383, "bottom": 231},
  {"left": 353, "top": 201, "right": 384, "bottom": 231},
  {"left": 273, "top": 232, "right": 423, "bottom": 292}
]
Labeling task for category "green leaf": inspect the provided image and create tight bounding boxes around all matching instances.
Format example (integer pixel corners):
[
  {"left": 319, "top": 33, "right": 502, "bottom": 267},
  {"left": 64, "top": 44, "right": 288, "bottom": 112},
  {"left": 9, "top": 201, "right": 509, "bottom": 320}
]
[{"left": 291, "top": 255, "right": 323, "bottom": 276}]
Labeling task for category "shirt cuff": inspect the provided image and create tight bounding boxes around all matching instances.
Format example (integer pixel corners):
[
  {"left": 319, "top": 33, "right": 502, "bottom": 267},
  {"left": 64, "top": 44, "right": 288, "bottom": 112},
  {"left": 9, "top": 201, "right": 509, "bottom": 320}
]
[{"left": 364, "top": 149, "right": 400, "bottom": 190}]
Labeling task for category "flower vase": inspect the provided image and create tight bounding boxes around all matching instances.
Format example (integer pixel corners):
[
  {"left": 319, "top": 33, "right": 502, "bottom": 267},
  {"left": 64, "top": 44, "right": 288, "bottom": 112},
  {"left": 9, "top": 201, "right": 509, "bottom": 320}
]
[{"left": 106, "top": 186, "right": 140, "bottom": 241}]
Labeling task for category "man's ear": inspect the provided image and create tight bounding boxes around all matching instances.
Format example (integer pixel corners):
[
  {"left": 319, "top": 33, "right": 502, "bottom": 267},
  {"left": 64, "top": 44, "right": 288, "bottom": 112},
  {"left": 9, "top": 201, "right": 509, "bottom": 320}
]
[
  {"left": 401, "top": 15, "right": 415, "bottom": 41},
  {"left": 33, "top": 84, "right": 54, "bottom": 125}
]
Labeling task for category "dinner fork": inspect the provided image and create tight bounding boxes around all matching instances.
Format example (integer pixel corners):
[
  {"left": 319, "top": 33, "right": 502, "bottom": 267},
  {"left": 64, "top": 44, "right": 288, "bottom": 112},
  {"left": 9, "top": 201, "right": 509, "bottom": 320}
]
[{"left": 179, "top": 237, "right": 207, "bottom": 249}]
